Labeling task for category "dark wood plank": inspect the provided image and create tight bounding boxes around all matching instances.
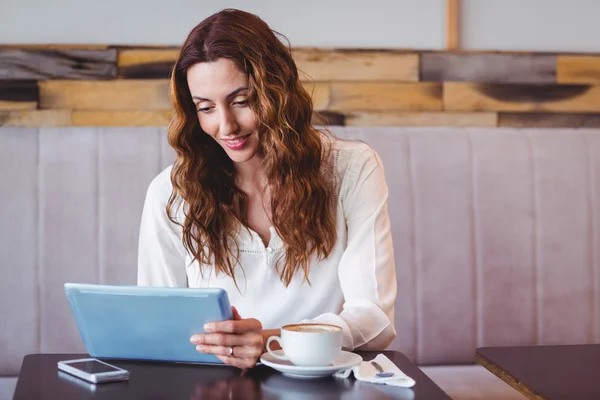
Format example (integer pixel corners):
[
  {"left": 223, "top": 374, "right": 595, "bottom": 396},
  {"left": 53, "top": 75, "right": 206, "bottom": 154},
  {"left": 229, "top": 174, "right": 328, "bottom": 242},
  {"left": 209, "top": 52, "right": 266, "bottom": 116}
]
[
  {"left": 499, "top": 112, "right": 600, "bottom": 128},
  {"left": 422, "top": 53, "right": 556, "bottom": 83},
  {"left": 311, "top": 111, "right": 345, "bottom": 126},
  {"left": 345, "top": 111, "right": 497, "bottom": 126},
  {"left": 0, "top": 80, "right": 38, "bottom": 109},
  {"left": 444, "top": 82, "right": 600, "bottom": 112},
  {"left": 0, "top": 49, "right": 116, "bottom": 80}
]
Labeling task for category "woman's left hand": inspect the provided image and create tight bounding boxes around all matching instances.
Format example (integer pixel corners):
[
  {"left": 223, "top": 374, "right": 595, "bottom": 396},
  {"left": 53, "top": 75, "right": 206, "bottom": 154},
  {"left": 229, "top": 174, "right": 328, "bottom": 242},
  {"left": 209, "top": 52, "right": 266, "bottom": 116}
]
[{"left": 190, "top": 306, "right": 264, "bottom": 369}]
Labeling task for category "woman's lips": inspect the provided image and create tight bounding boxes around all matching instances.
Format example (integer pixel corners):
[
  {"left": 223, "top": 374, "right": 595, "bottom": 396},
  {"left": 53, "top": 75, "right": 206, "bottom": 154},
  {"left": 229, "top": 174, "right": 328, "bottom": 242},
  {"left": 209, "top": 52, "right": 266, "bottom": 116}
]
[{"left": 222, "top": 134, "right": 251, "bottom": 150}]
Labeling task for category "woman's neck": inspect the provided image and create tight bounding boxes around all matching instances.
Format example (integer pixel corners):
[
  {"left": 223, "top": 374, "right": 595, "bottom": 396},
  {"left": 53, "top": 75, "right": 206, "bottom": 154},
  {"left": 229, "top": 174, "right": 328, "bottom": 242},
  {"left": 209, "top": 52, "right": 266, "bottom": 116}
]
[{"left": 234, "top": 153, "right": 268, "bottom": 194}]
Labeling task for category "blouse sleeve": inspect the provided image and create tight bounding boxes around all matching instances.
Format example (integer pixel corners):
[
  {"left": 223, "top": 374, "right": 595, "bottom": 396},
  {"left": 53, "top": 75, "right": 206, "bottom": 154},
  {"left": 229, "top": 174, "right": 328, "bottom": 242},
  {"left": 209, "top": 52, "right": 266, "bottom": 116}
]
[
  {"left": 300, "top": 145, "right": 397, "bottom": 350},
  {"left": 137, "top": 167, "right": 188, "bottom": 288}
]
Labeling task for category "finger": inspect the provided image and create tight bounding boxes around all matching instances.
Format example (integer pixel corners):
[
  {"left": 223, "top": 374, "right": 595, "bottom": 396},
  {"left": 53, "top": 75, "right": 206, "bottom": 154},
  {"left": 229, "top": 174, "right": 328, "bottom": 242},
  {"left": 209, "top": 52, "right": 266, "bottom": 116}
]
[
  {"left": 195, "top": 344, "right": 263, "bottom": 359},
  {"left": 232, "top": 306, "right": 242, "bottom": 320},
  {"left": 205, "top": 318, "right": 261, "bottom": 334},
  {"left": 191, "top": 332, "right": 263, "bottom": 346},
  {"left": 216, "top": 355, "right": 258, "bottom": 369}
]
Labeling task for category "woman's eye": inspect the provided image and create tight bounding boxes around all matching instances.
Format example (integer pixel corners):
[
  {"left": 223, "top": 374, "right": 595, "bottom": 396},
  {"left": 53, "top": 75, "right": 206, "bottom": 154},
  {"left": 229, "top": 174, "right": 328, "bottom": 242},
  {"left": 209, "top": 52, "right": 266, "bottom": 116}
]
[
  {"left": 197, "top": 107, "right": 212, "bottom": 113},
  {"left": 234, "top": 100, "right": 248, "bottom": 106}
]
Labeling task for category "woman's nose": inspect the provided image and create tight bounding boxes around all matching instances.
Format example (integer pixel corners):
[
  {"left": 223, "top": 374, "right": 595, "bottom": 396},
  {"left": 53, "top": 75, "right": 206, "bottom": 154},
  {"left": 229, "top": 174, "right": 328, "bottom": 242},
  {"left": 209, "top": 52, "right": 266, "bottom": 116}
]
[{"left": 219, "top": 110, "right": 240, "bottom": 137}]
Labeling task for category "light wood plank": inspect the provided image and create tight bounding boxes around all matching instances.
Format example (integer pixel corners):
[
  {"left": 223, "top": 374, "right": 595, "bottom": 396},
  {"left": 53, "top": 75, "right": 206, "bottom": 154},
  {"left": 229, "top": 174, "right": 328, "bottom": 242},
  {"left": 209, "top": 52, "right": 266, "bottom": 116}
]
[
  {"left": 301, "top": 82, "right": 330, "bottom": 111},
  {"left": 346, "top": 111, "right": 497, "bottom": 126},
  {"left": 0, "top": 44, "right": 109, "bottom": 50},
  {"left": 118, "top": 49, "right": 179, "bottom": 79},
  {"left": 557, "top": 55, "right": 600, "bottom": 84},
  {"left": 330, "top": 82, "right": 442, "bottom": 112},
  {"left": 0, "top": 49, "right": 117, "bottom": 80},
  {"left": 0, "top": 100, "right": 37, "bottom": 110},
  {"left": 293, "top": 49, "right": 418, "bottom": 81},
  {"left": 446, "top": 0, "right": 459, "bottom": 50},
  {"left": 422, "top": 53, "right": 555, "bottom": 83},
  {"left": 72, "top": 110, "right": 172, "bottom": 126},
  {"left": 39, "top": 80, "right": 170, "bottom": 110},
  {"left": 444, "top": 82, "right": 600, "bottom": 112},
  {"left": 499, "top": 112, "right": 600, "bottom": 128},
  {"left": 0, "top": 110, "right": 71, "bottom": 127}
]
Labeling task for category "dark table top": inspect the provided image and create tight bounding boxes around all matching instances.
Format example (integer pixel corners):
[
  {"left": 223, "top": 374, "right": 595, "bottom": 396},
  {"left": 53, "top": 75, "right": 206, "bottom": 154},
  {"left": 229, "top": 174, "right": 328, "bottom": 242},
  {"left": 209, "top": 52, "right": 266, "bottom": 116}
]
[
  {"left": 13, "top": 351, "right": 450, "bottom": 400},
  {"left": 477, "top": 344, "right": 600, "bottom": 400}
]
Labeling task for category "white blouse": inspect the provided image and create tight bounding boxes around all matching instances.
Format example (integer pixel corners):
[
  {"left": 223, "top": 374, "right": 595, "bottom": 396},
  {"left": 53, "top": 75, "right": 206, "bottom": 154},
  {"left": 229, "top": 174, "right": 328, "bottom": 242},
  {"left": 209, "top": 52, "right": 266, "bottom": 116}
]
[{"left": 137, "top": 139, "right": 397, "bottom": 350}]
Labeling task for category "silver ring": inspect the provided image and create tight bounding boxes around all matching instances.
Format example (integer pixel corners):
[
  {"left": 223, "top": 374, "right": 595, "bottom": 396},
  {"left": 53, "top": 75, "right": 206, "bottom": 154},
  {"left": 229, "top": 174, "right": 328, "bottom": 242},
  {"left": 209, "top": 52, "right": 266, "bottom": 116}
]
[{"left": 229, "top": 346, "right": 234, "bottom": 356}]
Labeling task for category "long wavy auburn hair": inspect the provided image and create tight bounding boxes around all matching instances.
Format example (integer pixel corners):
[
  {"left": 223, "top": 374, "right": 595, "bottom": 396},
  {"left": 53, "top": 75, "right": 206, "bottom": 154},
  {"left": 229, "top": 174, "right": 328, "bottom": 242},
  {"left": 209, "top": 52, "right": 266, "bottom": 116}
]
[{"left": 166, "top": 9, "right": 337, "bottom": 287}]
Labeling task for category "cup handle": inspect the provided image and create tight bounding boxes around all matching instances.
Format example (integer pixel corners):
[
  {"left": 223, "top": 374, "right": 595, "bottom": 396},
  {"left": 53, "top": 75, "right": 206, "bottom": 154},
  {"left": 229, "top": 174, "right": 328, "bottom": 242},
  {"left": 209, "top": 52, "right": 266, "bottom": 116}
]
[{"left": 266, "top": 336, "right": 288, "bottom": 361}]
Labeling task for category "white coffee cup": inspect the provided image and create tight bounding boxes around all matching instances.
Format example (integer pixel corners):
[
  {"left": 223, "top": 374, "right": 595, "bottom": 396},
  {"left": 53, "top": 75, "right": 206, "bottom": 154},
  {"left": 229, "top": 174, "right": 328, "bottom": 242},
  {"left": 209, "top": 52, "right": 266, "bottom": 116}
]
[{"left": 266, "top": 323, "right": 343, "bottom": 367}]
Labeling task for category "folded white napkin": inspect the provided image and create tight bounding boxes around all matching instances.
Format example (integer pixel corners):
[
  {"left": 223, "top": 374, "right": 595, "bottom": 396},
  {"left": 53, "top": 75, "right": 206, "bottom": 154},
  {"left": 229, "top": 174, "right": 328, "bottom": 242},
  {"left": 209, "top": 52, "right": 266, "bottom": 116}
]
[{"left": 334, "top": 354, "right": 416, "bottom": 388}]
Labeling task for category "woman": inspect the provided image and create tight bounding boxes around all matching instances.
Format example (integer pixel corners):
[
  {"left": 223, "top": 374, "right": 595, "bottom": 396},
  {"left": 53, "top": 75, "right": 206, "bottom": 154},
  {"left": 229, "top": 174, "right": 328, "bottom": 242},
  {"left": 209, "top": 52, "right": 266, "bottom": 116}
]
[{"left": 138, "top": 8, "right": 397, "bottom": 369}]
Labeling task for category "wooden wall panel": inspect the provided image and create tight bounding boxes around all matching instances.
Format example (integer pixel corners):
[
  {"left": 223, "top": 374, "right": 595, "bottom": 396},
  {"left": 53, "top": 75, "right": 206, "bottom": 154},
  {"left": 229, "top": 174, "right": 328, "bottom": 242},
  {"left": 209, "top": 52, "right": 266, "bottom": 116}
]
[
  {"left": 118, "top": 49, "right": 179, "bottom": 79},
  {"left": 72, "top": 110, "right": 172, "bottom": 126},
  {"left": 0, "top": 110, "right": 71, "bottom": 127},
  {"left": 39, "top": 80, "right": 170, "bottom": 110},
  {"left": 293, "top": 49, "right": 418, "bottom": 81},
  {"left": 0, "top": 49, "right": 117, "bottom": 80},
  {"left": 444, "top": 82, "right": 600, "bottom": 112},
  {"left": 345, "top": 111, "right": 497, "bottom": 126},
  {"left": 302, "top": 82, "right": 331, "bottom": 110},
  {"left": 421, "top": 53, "right": 555, "bottom": 83},
  {"left": 557, "top": 56, "right": 600, "bottom": 84},
  {"left": 330, "top": 82, "right": 442, "bottom": 111},
  {"left": 0, "top": 81, "right": 38, "bottom": 110},
  {"left": 499, "top": 112, "right": 600, "bottom": 128}
]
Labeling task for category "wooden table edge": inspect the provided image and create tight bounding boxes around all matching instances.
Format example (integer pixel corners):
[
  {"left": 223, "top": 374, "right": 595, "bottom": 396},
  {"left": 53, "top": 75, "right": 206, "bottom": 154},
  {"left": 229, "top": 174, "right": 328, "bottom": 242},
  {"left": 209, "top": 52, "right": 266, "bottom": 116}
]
[{"left": 475, "top": 349, "right": 544, "bottom": 400}]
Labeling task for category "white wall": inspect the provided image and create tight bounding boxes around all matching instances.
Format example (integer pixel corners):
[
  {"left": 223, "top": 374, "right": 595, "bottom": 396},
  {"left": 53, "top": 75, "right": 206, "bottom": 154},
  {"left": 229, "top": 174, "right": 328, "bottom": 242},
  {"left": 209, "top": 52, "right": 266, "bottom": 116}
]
[
  {"left": 461, "top": 0, "right": 600, "bottom": 53},
  {"left": 1, "top": 0, "right": 600, "bottom": 52},
  {"left": 0, "top": 0, "right": 445, "bottom": 49}
]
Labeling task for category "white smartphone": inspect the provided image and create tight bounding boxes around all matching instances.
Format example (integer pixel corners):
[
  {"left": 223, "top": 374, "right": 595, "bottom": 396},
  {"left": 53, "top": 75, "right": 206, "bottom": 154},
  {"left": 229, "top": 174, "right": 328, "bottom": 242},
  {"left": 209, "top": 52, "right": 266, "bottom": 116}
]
[{"left": 57, "top": 358, "right": 129, "bottom": 384}]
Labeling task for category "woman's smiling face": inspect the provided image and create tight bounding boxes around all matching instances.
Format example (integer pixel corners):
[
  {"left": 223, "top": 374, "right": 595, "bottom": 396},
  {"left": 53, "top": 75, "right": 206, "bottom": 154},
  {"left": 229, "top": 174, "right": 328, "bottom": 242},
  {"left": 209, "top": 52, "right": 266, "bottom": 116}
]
[{"left": 187, "top": 58, "right": 261, "bottom": 165}]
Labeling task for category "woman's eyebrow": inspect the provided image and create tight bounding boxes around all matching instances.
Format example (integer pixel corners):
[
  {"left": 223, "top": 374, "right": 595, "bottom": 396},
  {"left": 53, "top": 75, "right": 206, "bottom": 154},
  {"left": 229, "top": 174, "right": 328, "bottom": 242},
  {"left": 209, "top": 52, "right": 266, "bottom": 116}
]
[{"left": 192, "top": 87, "right": 248, "bottom": 102}]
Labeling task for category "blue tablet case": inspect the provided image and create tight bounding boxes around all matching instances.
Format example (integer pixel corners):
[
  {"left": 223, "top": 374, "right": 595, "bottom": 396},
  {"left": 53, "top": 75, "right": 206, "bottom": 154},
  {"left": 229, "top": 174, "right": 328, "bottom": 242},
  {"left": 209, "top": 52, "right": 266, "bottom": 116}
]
[{"left": 64, "top": 283, "right": 233, "bottom": 364}]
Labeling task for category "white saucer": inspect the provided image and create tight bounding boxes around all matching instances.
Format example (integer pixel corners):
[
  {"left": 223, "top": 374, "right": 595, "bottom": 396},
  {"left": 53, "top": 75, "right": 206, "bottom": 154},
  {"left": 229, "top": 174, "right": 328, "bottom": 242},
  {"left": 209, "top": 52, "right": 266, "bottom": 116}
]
[{"left": 260, "top": 350, "right": 362, "bottom": 379}]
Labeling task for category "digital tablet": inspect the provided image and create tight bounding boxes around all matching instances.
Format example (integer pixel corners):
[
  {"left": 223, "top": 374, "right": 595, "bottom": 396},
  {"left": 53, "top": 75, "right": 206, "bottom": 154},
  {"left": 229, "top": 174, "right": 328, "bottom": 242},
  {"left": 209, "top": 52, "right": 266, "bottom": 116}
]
[{"left": 64, "top": 283, "right": 233, "bottom": 364}]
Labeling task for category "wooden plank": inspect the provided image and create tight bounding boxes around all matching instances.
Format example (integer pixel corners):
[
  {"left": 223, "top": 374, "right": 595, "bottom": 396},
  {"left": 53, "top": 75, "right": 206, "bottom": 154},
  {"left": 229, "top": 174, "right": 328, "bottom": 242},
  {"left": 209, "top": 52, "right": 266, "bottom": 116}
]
[
  {"left": 0, "top": 80, "right": 37, "bottom": 110},
  {"left": 311, "top": 111, "right": 345, "bottom": 126},
  {"left": 346, "top": 111, "right": 497, "bottom": 126},
  {"left": 446, "top": 0, "right": 459, "bottom": 50},
  {"left": 476, "top": 352, "right": 543, "bottom": 400},
  {"left": 72, "top": 110, "right": 172, "bottom": 126},
  {"left": 302, "top": 82, "right": 330, "bottom": 111},
  {"left": 293, "top": 49, "right": 418, "bottom": 81},
  {"left": 422, "top": 53, "right": 556, "bottom": 83},
  {"left": 0, "top": 49, "right": 117, "bottom": 80},
  {"left": 444, "top": 82, "right": 600, "bottom": 112},
  {"left": 330, "top": 82, "right": 442, "bottom": 112},
  {"left": 557, "top": 55, "right": 600, "bottom": 84},
  {"left": 0, "top": 44, "right": 109, "bottom": 50},
  {"left": 118, "top": 49, "right": 179, "bottom": 79},
  {"left": 0, "top": 110, "right": 71, "bottom": 127},
  {"left": 499, "top": 112, "right": 600, "bottom": 128},
  {"left": 39, "top": 80, "right": 170, "bottom": 110}
]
